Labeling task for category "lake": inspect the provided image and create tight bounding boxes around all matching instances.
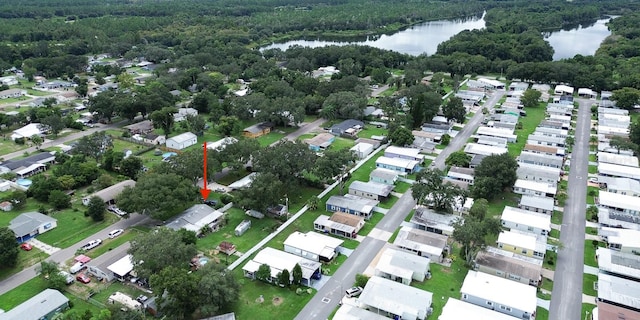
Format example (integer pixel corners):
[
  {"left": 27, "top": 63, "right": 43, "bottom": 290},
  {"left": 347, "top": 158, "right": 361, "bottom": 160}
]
[{"left": 261, "top": 15, "right": 612, "bottom": 61}]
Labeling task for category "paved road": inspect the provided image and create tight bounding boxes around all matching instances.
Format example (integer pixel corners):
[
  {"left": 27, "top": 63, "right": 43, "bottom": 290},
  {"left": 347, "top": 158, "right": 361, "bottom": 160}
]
[
  {"left": 0, "top": 213, "right": 151, "bottom": 295},
  {"left": 281, "top": 117, "right": 326, "bottom": 142},
  {"left": 432, "top": 90, "right": 505, "bottom": 170},
  {"left": 548, "top": 99, "right": 590, "bottom": 320}
]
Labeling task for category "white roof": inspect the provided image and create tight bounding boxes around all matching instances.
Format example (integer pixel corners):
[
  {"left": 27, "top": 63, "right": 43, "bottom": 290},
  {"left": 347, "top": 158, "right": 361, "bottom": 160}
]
[
  {"left": 358, "top": 276, "right": 433, "bottom": 320},
  {"left": 464, "top": 143, "right": 508, "bottom": 156},
  {"left": 501, "top": 206, "right": 551, "bottom": 231},
  {"left": 478, "top": 78, "right": 505, "bottom": 87},
  {"left": 597, "top": 273, "right": 640, "bottom": 310},
  {"left": 350, "top": 142, "right": 374, "bottom": 153},
  {"left": 578, "top": 88, "right": 596, "bottom": 96},
  {"left": 440, "top": 298, "right": 522, "bottom": 320},
  {"left": 514, "top": 179, "right": 557, "bottom": 194},
  {"left": 554, "top": 84, "right": 574, "bottom": 94},
  {"left": 375, "top": 247, "right": 430, "bottom": 281},
  {"left": 599, "top": 191, "right": 640, "bottom": 212},
  {"left": 107, "top": 255, "right": 134, "bottom": 277},
  {"left": 385, "top": 146, "right": 424, "bottom": 160},
  {"left": 206, "top": 137, "right": 238, "bottom": 151},
  {"left": 476, "top": 126, "right": 517, "bottom": 140},
  {"left": 12, "top": 123, "right": 44, "bottom": 139},
  {"left": 393, "top": 226, "right": 447, "bottom": 257},
  {"left": 498, "top": 231, "right": 539, "bottom": 252},
  {"left": 283, "top": 231, "right": 343, "bottom": 258},
  {"left": 519, "top": 195, "right": 555, "bottom": 211},
  {"left": 596, "top": 248, "right": 640, "bottom": 280},
  {"left": 167, "top": 132, "right": 197, "bottom": 144},
  {"left": 598, "top": 162, "right": 640, "bottom": 180},
  {"left": 460, "top": 271, "right": 537, "bottom": 313},
  {"left": 228, "top": 172, "right": 257, "bottom": 189},
  {"left": 601, "top": 227, "right": 640, "bottom": 249},
  {"left": 375, "top": 156, "right": 419, "bottom": 169},
  {"left": 333, "top": 304, "right": 389, "bottom": 320},
  {"left": 601, "top": 176, "right": 640, "bottom": 192},
  {"left": 243, "top": 247, "right": 321, "bottom": 280},
  {"left": 597, "top": 126, "right": 629, "bottom": 135},
  {"left": 597, "top": 152, "right": 639, "bottom": 167},
  {"left": 14, "top": 163, "right": 46, "bottom": 176}
]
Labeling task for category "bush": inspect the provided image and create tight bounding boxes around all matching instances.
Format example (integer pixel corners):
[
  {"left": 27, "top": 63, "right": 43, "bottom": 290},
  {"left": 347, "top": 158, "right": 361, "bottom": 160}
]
[
  {"left": 220, "top": 193, "right": 234, "bottom": 204},
  {"left": 122, "top": 131, "right": 131, "bottom": 138},
  {"left": 14, "top": 137, "right": 25, "bottom": 145}
]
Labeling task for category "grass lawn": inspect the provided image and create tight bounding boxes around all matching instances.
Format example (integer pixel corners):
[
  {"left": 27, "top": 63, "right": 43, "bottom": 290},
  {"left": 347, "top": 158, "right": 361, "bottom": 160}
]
[
  {"left": 549, "top": 228, "right": 560, "bottom": 239},
  {"left": 256, "top": 131, "right": 287, "bottom": 147},
  {"left": 423, "top": 158, "right": 432, "bottom": 167},
  {"left": 486, "top": 192, "right": 520, "bottom": 218},
  {"left": 329, "top": 137, "right": 356, "bottom": 151},
  {"left": 405, "top": 210, "right": 414, "bottom": 222},
  {"left": 111, "top": 138, "right": 150, "bottom": 155},
  {"left": 551, "top": 210, "right": 563, "bottom": 225},
  {"left": 507, "top": 102, "right": 547, "bottom": 157},
  {"left": 36, "top": 206, "right": 119, "bottom": 249},
  {"left": 411, "top": 251, "right": 469, "bottom": 319},
  {"left": 588, "top": 154, "right": 596, "bottom": 162},
  {"left": 359, "top": 212, "right": 384, "bottom": 236},
  {"left": 582, "top": 303, "right": 596, "bottom": 320},
  {"left": 583, "top": 274, "right": 598, "bottom": 297},
  {"left": 349, "top": 152, "right": 383, "bottom": 182},
  {"left": 536, "top": 307, "right": 549, "bottom": 320},
  {"left": 377, "top": 195, "right": 399, "bottom": 209},
  {"left": 435, "top": 144, "right": 446, "bottom": 150},
  {"left": 586, "top": 227, "right": 598, "bottom": 235},
  {"left": 341, "top": 239, "right": 360, "bottom": 250},
  {"left": 394, "top": 181, "right": 412, "bottom": 194},
  {"left": 584, "top": 240, "right": 605, "bottom": 268},
  {"left": 0, "top": 138, "right": 29, "bottom": 157},
  {"left": 83, "top": 229, "right": 144, "bottom": 259},
  {"left": 358, "top": 125, "right": 387, "bottom": 139},
  {"left": 541, "top": 277, "right": 553, "bottom": 292},
  {"left": 586, "top": 186, "right": 598, "bottom": 205},
  {"left": 0, "top": 247, "right": 49, "bottom": 281},
  {"left": 0, "top": 277, "right": 50, "bottom": 310},
  {"left": 588, "top": 165, "right": 597, "bottom": 174},
  {"left": 322, "top": 253, "right": 348, "bottom": 275},
  {"left": 388, "top": 227, "right": 401, "bottom": 243},
  {"left": 543, "top": 250, "right": 557, "bottom": 271}
]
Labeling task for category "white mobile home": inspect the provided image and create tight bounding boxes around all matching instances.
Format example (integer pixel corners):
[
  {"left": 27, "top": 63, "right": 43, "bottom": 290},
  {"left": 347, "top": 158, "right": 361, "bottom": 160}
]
[
  {"left": 513, "top": 179, "right": 557, "bottom": 198},
  {"left": 460, "top": 271, "right": 537, "bottom": 320},
  {"left": 597, "top": 152, "right": 639, "bottom": 168},
  {"left": 597, "top": 273, "right": 640, "bottom": 311},
  {"left": 283, "top": 231, "right": 343, "bottom": 262},
  {"left": 440, "top": 298, "right": 523, "bottom": 320},
  {"left": 357, "top": 276, "right": 433, "bottom": 320},
  {"left": 242, "top": 247, "right": 321, "bottom": 287},
  {"left": 384, "top": 146, "right": 425, "bottom": 162},
  {"left": 600, "top": 176, "right": 640, "bottom": 197},
  {"left": 596, "top": 248, "right": 640, "bottom": 281},
  {"left": 374, "top": 247, "right": 430, "bottom": 285},
  {"left": 517, "top": 151, "right": 564, "bottom": 168},
  {"left": 598, "top": 162, "right": 640, "bottom": 180},
  {"left": 518, "top": 195, "right": 555, "bottom": 215},
  {"left": 474, "top": 247, "right": 543, "bottom": 287},
  {"left": 497, "top": 230, "right": 546, "bottom": 259},
  {"left": 475, "top": 127, "right": 517, "bottom": 143},
  {"left": 598, "top": 191, "right": 640, "bottom": 216},
  {"left": 165, "top": 132, "right": 197, "bottom": 150},
  {"left": 393, "top": 226, "right": 448, "bottom": 263},
  {"left": 517, "top": 163, "right": 561, "bottom": 185},
  {"left": 501, "top": 206, "right": 551, "bottom": 236},
  {"left": 464, "top": 143, "right": 508, "bottom": 157}
]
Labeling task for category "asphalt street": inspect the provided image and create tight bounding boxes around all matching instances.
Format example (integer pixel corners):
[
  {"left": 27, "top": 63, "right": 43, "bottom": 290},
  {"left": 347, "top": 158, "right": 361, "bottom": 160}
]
[{"left": 548, "top": 99, "right": 590, "bottom": 320}]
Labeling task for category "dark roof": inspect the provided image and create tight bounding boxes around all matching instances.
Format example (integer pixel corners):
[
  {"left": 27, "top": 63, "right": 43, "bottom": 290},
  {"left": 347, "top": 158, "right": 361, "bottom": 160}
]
[
  {"left": 330, "top": 119, "right": 364, "bottom": 133},
  {"left": 144, "top": 133, "right": 160, "bottom": 140},
  {"left": 244, "top": 122, "right": 274, "bottom": 134},
  {"left": 475, "top": 250, "right": 542, "bottom": 280},
  {"left": 0, "top": 152, "right": 55, "bottom": 171},
  {"left": 470, "top": 154, "right": 486, "bottom": 166}
]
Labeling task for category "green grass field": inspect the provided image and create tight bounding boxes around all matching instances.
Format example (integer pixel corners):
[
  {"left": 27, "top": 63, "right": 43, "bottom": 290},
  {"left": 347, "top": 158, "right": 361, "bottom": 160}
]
[
  {"left": 0, "top": 247, "right": 48, "bottom": 281},
  {"left": 508, "top": 103, "right": 547, "bottom": 157},
  {"left": 377, "top": 195, "right": 399, "bottom": 209},
  {"left": 394, "top": 181, "right": 412, "bottom": 193},
  {"left": 359, "top": 212, "right": 384, "bottom": 236},
  {"left": 584, "top": 240, "right": 605, "bottom": 268},
  {"left": 583, "top": 274, "right": 598, "bottom": 297}
]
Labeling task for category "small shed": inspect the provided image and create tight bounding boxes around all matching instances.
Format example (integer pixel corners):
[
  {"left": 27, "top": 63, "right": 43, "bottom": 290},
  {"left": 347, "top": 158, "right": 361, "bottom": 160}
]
[
  {"left": 219, "top": 241, "right": 237, "bottom": 255},
  {"left": 350, "top": 142, "right": 374, "bottom": 159},
  {"left": 235, "top": 220, "right": 251, "bottom": 236}
]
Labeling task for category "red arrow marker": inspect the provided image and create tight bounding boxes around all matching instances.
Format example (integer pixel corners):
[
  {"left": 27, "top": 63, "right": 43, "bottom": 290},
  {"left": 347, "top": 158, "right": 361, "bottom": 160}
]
[{"left": 199, "top": 141, "right": 211, "bottom": 200}]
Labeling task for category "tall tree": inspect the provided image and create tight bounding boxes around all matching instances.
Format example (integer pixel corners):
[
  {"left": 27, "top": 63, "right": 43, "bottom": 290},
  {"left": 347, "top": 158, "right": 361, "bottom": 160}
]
[
  {"left": 445, "top": 151, "right": 471, "bottom": 167},
  {"left": 611, "top": 87, "right": 640, "bottom": 110},
  {"left": 119, "top": 156, "right": 143, "bottom": 179},
  {"left": 609, "top": 136, "right": 637, "bottom": 154},
  {"left": 40, "top": 114, "right": 65, "bottom": 136},
  {"left": 320, "top": 91, "right": 367, "bottom": 120},
  {"left": 36, "top": 261, "right": 67, "bottom": 290},
  {"left": 73, "top": 131, "right": 113, "bottom": 160},
  {"left": 388, "top": 126, "right": 415, "bottom": 147},
  {"left": 442, "top": 96, "right": 466, "bottom": 123},
  {"left": 452, "top": 214, "right": 503, "bottom": 266},
  {"left": 197, "top": 264, "right": 240, "bottom": 316},
  {"left": 129, "top": 228, "right": 197, "bottom": 280},
  {"left": 87, "top": 196, "right": 106, "bottom": 222},
  {"left": 155, "top": 148, "right": 221, "bottom": 184},
  {"left": 150, "top": 266, "right": 199, "bottom": 319},
  {"left": 30, "top": 134, "right": 43, "bottom": 149},
  {"left": 313, "top": 148, "right": 356, "bottom": 182},
  {"left": 292, "top": 263, "right": 303, "bottom": 285},
  {"left": 150, "top": 107, "right": 178, "bottom": 134},
  {"left": 237, "top": 172, "right": 285, "bottom": 212},
  {"left": 412, "top": 168, "right": 466, "bottom": 213},
  {"left": 217, "top": 138, "right": 260, "bottom": 171},
  {"left": 253, "top": 140, "right": 316, "bottom": 187},
  {"left": 521, "top": 89, "right": 542, "bottom": 108},
  {"left": 472, "top": 153, "right": 518, "bottom": 200},
  {"left": 0, "top": 227, "right": 18, "bottom": 268},
  {"left": 216, "top": 115, "right": 242, "bottom": 137}
]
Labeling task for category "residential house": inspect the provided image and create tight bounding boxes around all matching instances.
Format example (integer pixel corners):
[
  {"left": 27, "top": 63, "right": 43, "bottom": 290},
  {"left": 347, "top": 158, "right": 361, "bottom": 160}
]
[
  {"left": 350, "top": 142, "right": 374, "bottom": 159},
  {"left": 165, "top": 204, "right": 225, "bottom": 235},
  {"left": 421, "top": 119, "right": 453, "bottom": 135},
  {"left": 469, "top": 154, "right": 487, "bottom": 169},
  {"left": 325, "top": 195, "right": 378, "bottom": 219},
  {"left": 474, "top": 247, "right": 543, "bottom": 286},
  {"left": 0, "top": 151, "right": 56, "bottom": 178},
  {"left": 375, "top": 156, "right": 420, "bottom": 174},
  {"left": 599, "top": 176, "right": 640, "bottom": 197},
  {"left": 478, "top": 78, "right": 506, "bottom": 89},
  {"left": 242, "top": 122, "right": 274, "bottom": 138},
  {"left": 440, "top": 298, "right": 523, "bottom": 320},
  {"left": 518, "top": 195, "right": 555, "bottom": 215},
  {"left": 517, "top": 151, "right": 563, "bottom": 169},
  {"left": 37, "top": 80, "right": 74, "bottom": 90},
  {"left": 374, "top": 247, "right": 430, "bottom": 285},
  {"left": 463, "top": 143, "right": 508, "bottom": 157},
  {"left": 393, "top": 226, "right": 449, "bottom": 263},
  {"left": 369, "top": 168, "right": 398, "bottom": 185},
  {"left": 538, "top": 120, "right": 566, "bottom": 130},
  {"left": 446, "top": 167, "right": 474, "bottom": 185},
  {"left": 513, "top": 179, "right": 557, "bottom": 198},
  {"left": 242, "top": 247, "right": 322, "bottom": 286},
  {"left": 0, "top": 201, "right": 13, "bottom": 212},
  {"left": 348, "top": 180, "right": 393, "bottom": 201},
  {"left": 410, "top": 207, "right": 459, "bottom": 236},
  {"left": 596, "top": 301, "right": 640, "bottom": 320},
  {"left": 384, "top": 146, "right": 425, "bottom": 162},
  {"left": 577, "top": 87, "right": 597, "bottom": 98},
  {"left": 597, "top": 152, "right": 639, "bottom": 168},
  {"left": 313, "top": 212, "right": 365, "bottom": 239},
  {"left": 0, "top": 75, "right": 18, "bottom": 86},
  {"left": 357, "top": 276, "right": 433, "bottom": 320},
  {"left": 412, "top": 137, "right": 437, "bottom": 154},
  {"left": 355, "top": 137, "right": 381, "bottom": 149},
  {"left": 333, "top": 305, "right": 389, "bottom": 320},
  {"left": 517, "top": 163, "right": 561, "bottom": 185},
  {"left": 509, "top": 82, "right": 529, "bottom": 92},
  {"left": 0, "top": 289, "right": 69, "bottom": 320},
  {"left": 166, "top": 132, "right": 197, "bottom": 150},
  {"left": 598, "top": 107, "right": 627, "bottom": 116},
  {"left": 455, "top": 90, "right": 485, "bottom": 105},
  {"left": 526, "top": 135, "right": 565, "bottom": 148},
  {"left": 500, "top": 206, "right": 551, "bottom": 236},
  {"left": 0, "top": 88, "right": 26, "bottom": 99},
  {"left": 10, "top": 123, "right": 46, "bottom": 141},
  {"left": 142, "top": 133, "right": 166, "bottom": 145},
  {"left": 497, "top": 230, "right": 546, "bottom": 260},
  {"left": 475, "top": 136, "right": 508, "bottom": 148},
  {"left": 598, "top": 125, "right": 629, "bottom": 137},
  {"left": 547, "top": 114, "right": 571, "bottom": 127},
  {"left": 554, "top": 84, "right": 574, "bottom": 95},
  {"left": 599, "top": 227, "right": 640, "bottom": 254},
  {"left": 411, "top": 130, "right": 442, "bottom": 143},
  {"left": 596, "top": 248, "right": 640, "bottom": 281},
  {"left": 475, "top": 127, "right": 517, "bottom": 143},
  {"left": 228, "top": 172, "right": 256, "bottom": 190},
  {"left": 329, "top": 119, "right": 364, "bottom": 136},
  {"left": 206, "top": 137, "right": 237, "bottom": 151},
  {"left": 598, "top": 191, "right": 640, "bottom": 216},
  {"left": 597, "top": 273, "right": 640, "bottom": 312},
  {"left": 305, "top": 133, "right": 335, "bottom": 152},
  {"left": 523, "top": 144, "right": 564, "bottom": 157},
  {"left": 9, "top": 211, "right": 57, "bottom": 243},
  {"left": 82, "top": 180, "right": 136, "bottom": 206},
  {"left": 107, "top": 255, "right": 134, "bottom": 282},
  {"left": 460, "top": 271, "right": 537, "bottom": 320},
  {"left": 173, "top": 108, "right": 198, "bottom": 122},
  {"left": 546, "top": 105, "right": 573, "bottom": 117},
  {"left": 123, "top": 120, "right": 154, "bottom": 135},
  {"left": 532, "top": 127, "right": 568, "bottom": 138},
  {"left": 283, "top": 231, "right": 343, "bottom": 262}
]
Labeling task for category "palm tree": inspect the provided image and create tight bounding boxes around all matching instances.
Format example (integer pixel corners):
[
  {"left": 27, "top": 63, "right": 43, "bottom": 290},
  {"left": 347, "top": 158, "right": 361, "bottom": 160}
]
[{"left": 589, "top": 135, "right": 598, "bottom": 146}]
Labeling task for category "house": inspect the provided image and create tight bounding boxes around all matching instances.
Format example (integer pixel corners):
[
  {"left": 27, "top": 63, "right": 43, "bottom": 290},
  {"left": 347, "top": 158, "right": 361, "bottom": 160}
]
[
  {"left": 228, "top": 172, "right": 257, "bottom": 190},
  {"left": 333, "top": 304, "right": 389, "bottom": 320},
  {"left": 375, "top": 156, "right": 420, "bottom": 174},
  {"left": 242, "top": 247, "right": 322, "bottom": 286},
  {"left": 0, "top": 201, "right": 13, "bottom": 212},
  {"left": 517, "top": 151, "right": 563, "bottom": 169},
  {"left": 0, "top": 289, "right": 69, "bottom": 320},
  {"left": 447, "top": 167, "right": 474, "bottom": 185},
  {"left": 599, "top": 176, "right": 640, "bottom": 197},
  {"left": 440, "top": 298, "right": 524, "bottom": 320},
  {"left": 598, "top": 107, "right": 627, "bottom": 115},
  {"left": 547, "top": 114, "right": 571, "bottom": 126},
  {"left": 501, "top": 206, "right": 551, "bottom": 236},
  {"left": 538, "top": 120, "right": 566, "bottom": 130},
  {"left": 37, "top": 80, "right": 75, "bottom": 90},
  {"left": 554, "top": 84, "right": 574, "bottom": 95},
  {"left": 173, "top": 108, "right": 198, "bottom": 122},
  {"left": 545, "top": 105, "right": 573, "bottom": 117},
  {"left": 455, "top": 90, "right": 485, "bottom": 104},
  {"left": 325, "top": 195, "right": 378, "bottom": 219},
  {"left": 597, "top": 152, "right": 639, "bottom": 168},
  {"left": 596, "top": 301, "right": 640, "bottom": 320},
  {"left": 517, "top": 163, "right": 561, "bottom": 185},
  {"left": 0, "top": 88, "right": 26, "bottom": 99},
  {"left": 518, "top": 195, "right": 555, "bottom": 215},
  {"left": 369, "top": 168, "right": 399, "bottom": 185},
  {"left": 474, "top": 247, "right": 543, "bottom": 286},
  {"left": 578, "top": 87, "right": 597, "bottom": 98},
  {"left": 350, "top": 142, "right": 374, "bottom": 159},
  {"left": 0, "top": 75, "right": 19, "bottom": 86},
  {"left": 596, "top": 248, "right": 640, "bottom": 281},
  {"left": 141, "top": 133, "right": 165, "bottom": 145},
  {"left": 384, "top": 146, "right": 425, "bottom": 162},
  {"left": 313, "top": 212, "right": 365, "bottom": 239},
  {"left": 523, "top": 144, "right": 564, "bottom": 157},
  {"left": 526, "top": 135, "right": 565, "bottom": 148},
  {"left": 411, "top": 130, "right": 442, "bottom": 143},
  {"left": 598, "top": 162, "right": 640, "bottom": 181},
  {"left": 374, "top": 247, "right": 430, "bottom": 285},
  {"left": 469, "top": 154, "right": 487, "bottom": 169},
  {"left": 9, "top": 211, "right": 57, "bottom": 243},
  {"left": 533, "top": 126, "right": 569, "bottom": 139},
  {"left": 598, "top": 191, "right": 640, "bottom": 216},
  {"left": 357, "top": 276, "right": 433, "bottom": 320},
  {"left": 0, "top": 151, "right": 56, "bottom": 178},
  {"left": 597, "top": 125, "right": 630, "bottom": 137},
  {"left": 348, "top": 180, "right": 393, "bottom": 201},
  {"left": 329, "top": 119, "right": 364, "bottom": 136},
  {"left": 283, "top": 231, "right": 343, "bottom": 262},
  {"left": 475, "top": 127, "right": 517, "bottom": 143},
  {"left": 108, "top": 292, "right": 142, "bottom": 311},
  {"left": 600, "top": 227, "right": 640, "bottom": 254},
  {"left": 166, "top": 132, "right": 197, "bottom": 150},
  {"left": 304, "top": 133, "right": 335, "bottom": 151},
  {"left": 509, "top": 82, "right": 529, "bottom": 92},
  {"left": 463, "top": 143, "right": 508, "bottom": 157},
  {"left": 460, "top": 271, "right": 537, "bottom": 320},
  {"left": 475, "top": 136, "right": 508, "bottom": 148},
  {"left": 206, "top": 137, "right": 238, "bottom": 151},
  {"left": 393, "top": 226, "right": 449, "bottom": 263},
  {"left": 82, "top": 180, "right": 136, "bottom": 206},
  {"left": 513, "top": 179, "right": 557, "bottom": 198},
  {"left": 412, "top": 137, "right": 437, "bottom": 154},
  {"left": 597, "top": 273, "right": 640, "bottom": 311},
  {"left": 478, "top": 78, "right": 506, "bottom": 89},
  {"left": 243, "top": 122, "right": 274, "bottom": 138},
  {"left": 10, "top": 123, "right": 46, "bottom": 141},
  {"left": 107, "top": 255, "right": 134, "bottom": 281},
  {"left": 497, "top": 230, "right": 546, "bottom": 260},
  {"left": 124, "top": 120, "right": 154, "bottom": 135},
  {"left": 410, "top": 207, "right": 459, "bottom": 236},
  {"left": 165, "top": 204, "right": 225, "bottom": 235},
  {"left": 355, "top": 137, "right": 382, "bottom": 148}
]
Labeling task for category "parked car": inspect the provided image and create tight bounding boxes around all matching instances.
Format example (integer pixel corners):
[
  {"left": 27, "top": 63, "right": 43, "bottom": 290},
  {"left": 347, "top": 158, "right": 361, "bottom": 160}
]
[
  {"left": 76, "top": 273, "right": 91, "bottom": 284},
  {"left": 203, "top": 199, "right": 218, "bottom": 206},
  {"left": 108, "top": 229, "right": 124, "bottom": 239},
  {"left": 81, "top": 239, "right": 102, "bottom": 251},
  {"left": 20, "top": 243, "right": 33, "bottom": 251},
  {"left": 59, "top": 271, "right": 75, "bottom": 284},
  {"left": 345, "top": 286, "right": 363, "bottom": 298},
  {"left": 69, "top": 262, "right": 86, "bottom": 274}
]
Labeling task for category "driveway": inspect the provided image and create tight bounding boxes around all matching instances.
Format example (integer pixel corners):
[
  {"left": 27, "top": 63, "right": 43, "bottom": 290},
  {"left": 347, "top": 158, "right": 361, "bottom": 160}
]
[{"left": 548, "top": 99, "right": 590, "bottom": 320}]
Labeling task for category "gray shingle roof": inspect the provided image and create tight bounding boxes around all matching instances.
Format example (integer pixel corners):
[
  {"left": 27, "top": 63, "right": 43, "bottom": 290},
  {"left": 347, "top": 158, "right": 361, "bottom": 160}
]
[
  {"left": 349, "top": 181, "right": 393, "bottom": 196},
  {"left": 0, "top": 289, "right": 68, "bottom": 320},
  {"left": 9, "top": 212, "right": 57, "bottom": 237}
]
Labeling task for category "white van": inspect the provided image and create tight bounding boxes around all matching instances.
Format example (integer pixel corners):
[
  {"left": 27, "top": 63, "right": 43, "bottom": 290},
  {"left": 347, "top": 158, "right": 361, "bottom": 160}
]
[
  {"left": 108, "top": 229, "right": 124, "bottom": 239},
  {"left": 69, "top": 262, "right": 85, "bottom": 274}
]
